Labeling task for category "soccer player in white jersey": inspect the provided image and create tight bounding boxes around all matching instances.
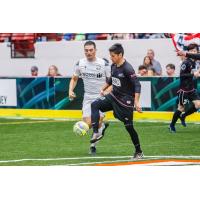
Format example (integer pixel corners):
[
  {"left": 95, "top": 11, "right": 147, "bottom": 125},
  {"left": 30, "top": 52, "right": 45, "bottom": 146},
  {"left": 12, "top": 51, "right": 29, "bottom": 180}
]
[{"left": 69, "top": 41, "right": 111, "bottom": 155}]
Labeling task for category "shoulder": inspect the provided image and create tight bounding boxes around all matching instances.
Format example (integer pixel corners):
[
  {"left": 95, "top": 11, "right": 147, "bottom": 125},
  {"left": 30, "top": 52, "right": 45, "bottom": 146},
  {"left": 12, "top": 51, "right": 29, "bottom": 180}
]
[
  {"left": 97, "top": 57, "right": 110, "bottom": 66},
  {"left": 182, "top": 59, "right": 192, "bottom": 66},
  {"left": 124, "top": 61, "right": 135, "bottom": 72},
  {"left": 76, "top": 58, "right": 87, "bottom": 66},
  {"left": 153, "top": 59, "right": 161, "bottom": 67}
]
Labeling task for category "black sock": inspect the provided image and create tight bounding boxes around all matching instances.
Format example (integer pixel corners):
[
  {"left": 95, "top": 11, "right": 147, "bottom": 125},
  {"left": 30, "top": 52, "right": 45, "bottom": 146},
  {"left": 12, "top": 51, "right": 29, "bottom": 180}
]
[
  {"left": 171, "top": 110, "right": 182, "bottom": 126},
  {"left": 124, "top": 123, "right": 142, "bottom": 153},
  {"left": 182, "top": 104, "right": 197, "bottom": 118}
]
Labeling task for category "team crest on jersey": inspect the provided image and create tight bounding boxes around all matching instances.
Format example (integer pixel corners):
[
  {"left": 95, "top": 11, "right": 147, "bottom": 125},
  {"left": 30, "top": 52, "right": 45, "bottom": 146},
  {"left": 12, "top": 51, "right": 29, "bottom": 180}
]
[
  {"left": 118, "top": 73, "right": 125, "bottom": 78},
  {"left": 181, "top": 64, "right": 186, "bottom": 70},
  {"left": 112, "top": 77, "right": 121, "bottom": 87},
  {"left": 96, "top": 64, "right": 101, "bottom": 70}
]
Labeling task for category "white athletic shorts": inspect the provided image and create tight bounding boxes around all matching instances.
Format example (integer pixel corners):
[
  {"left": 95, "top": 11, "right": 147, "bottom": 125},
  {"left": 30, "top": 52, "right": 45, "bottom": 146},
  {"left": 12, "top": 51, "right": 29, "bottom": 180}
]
[{"left": 82, "top": 94, "right": 104, "bottom": 118}]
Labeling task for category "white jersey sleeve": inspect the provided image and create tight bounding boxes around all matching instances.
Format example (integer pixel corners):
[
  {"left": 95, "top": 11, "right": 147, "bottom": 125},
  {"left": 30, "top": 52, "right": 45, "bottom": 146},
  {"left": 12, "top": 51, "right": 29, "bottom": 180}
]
[
  {"left": 104, "top": 60, "right": 111, "bottom": 78},
  {"left": 73, "top": 61, "right": 81, "bottom": 76}
]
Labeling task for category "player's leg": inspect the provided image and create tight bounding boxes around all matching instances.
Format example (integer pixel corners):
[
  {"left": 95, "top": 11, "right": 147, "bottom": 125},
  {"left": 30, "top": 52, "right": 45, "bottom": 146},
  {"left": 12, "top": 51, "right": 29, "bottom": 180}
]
[
  {"left": 112, "top": 102, "right": 143, "bottom": 159},
  {"left": 90, "top": 96, "right": 113, "bottom": 143},
  {"left": 180, "top": 92, "right": 200, "bottom": 119},
  {"left": 169, "top": 91, "right": 185, "bottom": 132},
  {"left": 82, "top": 101, "right": 108, "bottom": 155}
]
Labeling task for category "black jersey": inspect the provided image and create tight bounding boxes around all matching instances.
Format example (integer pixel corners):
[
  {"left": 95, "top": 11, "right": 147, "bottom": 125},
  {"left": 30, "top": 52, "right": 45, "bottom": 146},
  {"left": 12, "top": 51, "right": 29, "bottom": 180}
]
[
  {"left": 180, "top": 58, "right": 196, "bottom": 91},
  {"left": 107, "top": 60, "right": 141, "bottom": 107}
]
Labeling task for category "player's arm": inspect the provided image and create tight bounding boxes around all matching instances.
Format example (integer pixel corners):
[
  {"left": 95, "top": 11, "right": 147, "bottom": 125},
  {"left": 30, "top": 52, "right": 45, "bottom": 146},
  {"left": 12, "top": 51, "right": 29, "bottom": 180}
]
[
  {"left": 100, "top": 81, "right": 111, "bottom": 96},
  {"left": 69, "top": 61, "right": 80, "bottom": 99},
  {"left": 125, "top": 66, "right": 142, "bottom": 113},
  {"left": 186, "top": 52, "right": 200, "bottom": 60},
  {"left": 69, "top": 75, "right": 79, "bottom": 99},
  {"left": 177, "top": 51, "right": 200, "bottom": 60}
]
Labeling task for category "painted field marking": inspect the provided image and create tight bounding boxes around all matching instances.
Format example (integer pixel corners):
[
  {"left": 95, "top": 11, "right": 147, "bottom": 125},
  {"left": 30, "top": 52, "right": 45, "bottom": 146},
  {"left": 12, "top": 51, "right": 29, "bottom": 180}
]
[{"left": 1, "top": 155, "right": 200, "bottom": 164}]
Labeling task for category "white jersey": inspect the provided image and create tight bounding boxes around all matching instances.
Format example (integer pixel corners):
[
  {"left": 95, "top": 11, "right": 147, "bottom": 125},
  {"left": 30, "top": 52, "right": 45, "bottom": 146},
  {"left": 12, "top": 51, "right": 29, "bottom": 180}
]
[{"left": 73, "top": 57, "right": 111, "bottom": 96}]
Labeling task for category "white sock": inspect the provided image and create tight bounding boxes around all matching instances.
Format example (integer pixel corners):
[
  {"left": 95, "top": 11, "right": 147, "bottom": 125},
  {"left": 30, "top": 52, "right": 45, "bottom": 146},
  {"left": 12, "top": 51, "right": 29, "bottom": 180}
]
[
  {"left": 98, "top": 123, "right": 105, "bottom": 135},
  {"left": 90, "top": 123, "right": 105, "bottom": 148}
]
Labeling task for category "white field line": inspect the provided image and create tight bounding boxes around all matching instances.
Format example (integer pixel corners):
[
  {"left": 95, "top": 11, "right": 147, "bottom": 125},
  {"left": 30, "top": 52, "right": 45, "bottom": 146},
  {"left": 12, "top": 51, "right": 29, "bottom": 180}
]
[
  {"left": 1, "top": 155, "right": 200, "bottom": 164},
  {"left": 0, "top": 120, "right": 67, "bottom": 125}
]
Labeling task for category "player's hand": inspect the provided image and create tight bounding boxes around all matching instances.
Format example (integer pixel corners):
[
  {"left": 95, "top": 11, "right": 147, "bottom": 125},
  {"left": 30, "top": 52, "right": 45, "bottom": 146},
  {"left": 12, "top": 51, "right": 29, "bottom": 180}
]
[
  {"left": 193, "top": 70, "right": 200, "bottom": 78},
  {"left": 176, "top": 50, "right": 186, "bottom": 57},
  {"left": 100, "top": 90, "right": 104, "bottom": 96},
  {"left": 135, "top": 103, "right": 142, "bottom": 113},
  {"left": 69, "top": 91, "right": 76, "bottom": 100}
]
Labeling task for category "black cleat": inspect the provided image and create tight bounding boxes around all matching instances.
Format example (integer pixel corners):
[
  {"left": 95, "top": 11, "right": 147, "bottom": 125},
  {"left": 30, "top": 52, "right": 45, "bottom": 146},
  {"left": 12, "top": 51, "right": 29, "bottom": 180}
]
[
  {"left": 169, "top": 124, "right": 176, "bottom": 133},
  {"left": 89, "top": 146, "right": 96, "bottom": 156},
  {"left": 133, "top": 151, "right": 144, "bottom": 160},
  {"left": 179, "top": 114, "right": 187, "bottom": 127}
]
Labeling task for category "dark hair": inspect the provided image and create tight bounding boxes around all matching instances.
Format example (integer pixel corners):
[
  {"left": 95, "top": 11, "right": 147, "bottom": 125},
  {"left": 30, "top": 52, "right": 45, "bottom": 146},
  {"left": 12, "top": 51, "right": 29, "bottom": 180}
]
[
  {"left": 84, "top": 40, "right": 96, "bottom": 49},
  {"left": 143, "top": 56, "right": 153, "bottom": 66},
  {"left": 187, "top": 43, "right": 199, "bottom": 52},
  {"left": 166, "top": 63, "right": 175, "bottom": 70},
  {"left": 109, "top": 43, "right": 124, "bottom": 56},
  {"left": 31, "top": 66, "right": 38, "bottom": 72},
  {"left": 138, "top": 65, "right": 147, "bottom": 71}
]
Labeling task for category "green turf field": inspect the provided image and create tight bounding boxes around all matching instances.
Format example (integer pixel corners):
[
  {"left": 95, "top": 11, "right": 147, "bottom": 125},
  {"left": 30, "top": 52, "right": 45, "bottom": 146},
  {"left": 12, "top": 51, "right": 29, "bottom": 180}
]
[{"left": 0, "top": 118, "right": 200, "bottom": 166}]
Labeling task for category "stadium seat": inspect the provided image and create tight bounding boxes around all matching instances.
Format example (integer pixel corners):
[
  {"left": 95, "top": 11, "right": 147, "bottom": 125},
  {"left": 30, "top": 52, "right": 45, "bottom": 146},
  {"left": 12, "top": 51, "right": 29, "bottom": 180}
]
[{"left": 0, "top": 33, "right": 11, "bottom": 42}]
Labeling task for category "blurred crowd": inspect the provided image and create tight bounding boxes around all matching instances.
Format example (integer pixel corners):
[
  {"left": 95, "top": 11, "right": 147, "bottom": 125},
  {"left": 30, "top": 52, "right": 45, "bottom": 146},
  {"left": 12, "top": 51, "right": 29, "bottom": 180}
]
[
  {"left": 31, "top": 48, "right": 177, "bottom": 78},
  {"left": 59, "top": 33, "right": 166, "bottom": 41}
]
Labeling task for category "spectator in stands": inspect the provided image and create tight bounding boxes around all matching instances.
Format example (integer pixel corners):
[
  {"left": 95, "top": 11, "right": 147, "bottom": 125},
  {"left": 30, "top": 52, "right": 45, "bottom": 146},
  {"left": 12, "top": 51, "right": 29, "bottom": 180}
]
[
  {"left": 143, "top": 56, "right": 153, "bottom": 69},
  {"left": 147, "top": 49, "right": 162, "bottom": 76},
  {"left": 31, "top": 66, "right": 38, "bottom": 76},
  {"left": 165, "top": 64, "right": 176, "bottom": 77},
  {"left": 138, "top": 65, "right": 148, "bottom": 76},
  {"left": 143, "top": 56, "right": 157, "bottom": 76},
  {"left": 47, "top": 65, "right": 62, "bottom": 77}
]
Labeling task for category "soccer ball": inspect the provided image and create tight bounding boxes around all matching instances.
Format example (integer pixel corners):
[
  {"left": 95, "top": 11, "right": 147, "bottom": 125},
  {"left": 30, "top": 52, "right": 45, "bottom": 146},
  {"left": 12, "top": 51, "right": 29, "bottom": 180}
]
[{"left": 73, "top": 121, "right": 89, "bottom": 136}]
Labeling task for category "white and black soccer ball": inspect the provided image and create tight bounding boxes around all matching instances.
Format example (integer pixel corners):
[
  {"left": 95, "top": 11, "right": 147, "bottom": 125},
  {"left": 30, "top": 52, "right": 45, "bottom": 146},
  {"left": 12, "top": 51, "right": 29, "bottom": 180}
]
[{"left": 73, "top": 121, "right": 89, "bottom": 136}]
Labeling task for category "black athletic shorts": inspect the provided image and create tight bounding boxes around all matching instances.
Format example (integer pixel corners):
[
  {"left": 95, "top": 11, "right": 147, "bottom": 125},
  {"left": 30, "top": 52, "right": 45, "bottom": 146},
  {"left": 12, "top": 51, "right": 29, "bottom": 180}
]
[
  {"left": 177, "top": 89, "right": 200, "bottom": 106},
  {"left": 95, "top": 93, "right": 134, "bottom": 123}
]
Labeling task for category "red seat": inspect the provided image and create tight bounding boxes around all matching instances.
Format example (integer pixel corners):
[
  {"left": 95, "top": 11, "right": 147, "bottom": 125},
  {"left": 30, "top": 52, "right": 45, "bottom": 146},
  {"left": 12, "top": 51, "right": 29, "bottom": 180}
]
[
  {"left": 0, "top": 33, "right": 11, "bottom": 42},
  {"left": 11, "top": 33, "right": 36, "bottom": 41}
]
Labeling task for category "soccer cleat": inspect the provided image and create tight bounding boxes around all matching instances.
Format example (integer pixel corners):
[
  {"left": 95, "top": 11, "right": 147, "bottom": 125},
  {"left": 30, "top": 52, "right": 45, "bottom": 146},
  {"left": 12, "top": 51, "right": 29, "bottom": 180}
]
[
  {"left": 90, "top": 132, "right": 103, "bottom": 143},
  {"left": 133, "top": 151, "right": 144, "bottom": 160},
  {"left": 169, "top": 124, "right": 176, "bottom": 133},
  {"left": 90, "top": 122, "right": 109, "bottom": 143},
  {"left": 89, "top": 146, "right": 96, "bottom": 156},
  {"left": 179, "top": 114, "right": 187, "bottom": 127}
]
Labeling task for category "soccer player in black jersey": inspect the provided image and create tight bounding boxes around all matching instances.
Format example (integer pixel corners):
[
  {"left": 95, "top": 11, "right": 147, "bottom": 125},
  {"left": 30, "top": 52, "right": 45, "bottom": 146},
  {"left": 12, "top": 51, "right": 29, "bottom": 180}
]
[
  {"left": 169, "top": 43, "right": 200, "bottom": 133},
  {"left": 90, "top": 43, "right": 143, "bottom": 159}
]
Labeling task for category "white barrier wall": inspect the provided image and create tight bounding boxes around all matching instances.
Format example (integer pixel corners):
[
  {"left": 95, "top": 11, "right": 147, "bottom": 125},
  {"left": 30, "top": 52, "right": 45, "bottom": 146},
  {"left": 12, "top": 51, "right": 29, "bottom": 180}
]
[{"left": 0, "top": 39, "right": 180, "bottom": 77}]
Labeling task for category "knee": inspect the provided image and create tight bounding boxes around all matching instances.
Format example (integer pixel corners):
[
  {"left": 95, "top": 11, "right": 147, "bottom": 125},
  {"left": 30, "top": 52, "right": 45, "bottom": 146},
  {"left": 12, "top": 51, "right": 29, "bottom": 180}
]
[
  {"left": 178, "top": 104, "right": 185, "bottom": 112},
  {"left": 194, "top": 101, "right": 200, "bottom": 109},
  {"left": 124, "top": 121, "right": 133, "bottom": 128},
  {"left": 91, "top": 100, "right": 100, "bottom": 110}
]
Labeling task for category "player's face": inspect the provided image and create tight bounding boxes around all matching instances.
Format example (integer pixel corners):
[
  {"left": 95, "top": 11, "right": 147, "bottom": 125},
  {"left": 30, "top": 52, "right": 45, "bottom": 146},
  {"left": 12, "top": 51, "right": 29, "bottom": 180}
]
[
  {"left": 189, "top": 48, "right": 198, "bottom": 54},
  {"left": 110, "top": 52, "right": 122, "bottom": 64},
  {"left": 84, "top": 45, "right": 96, "bottom": 61}
]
